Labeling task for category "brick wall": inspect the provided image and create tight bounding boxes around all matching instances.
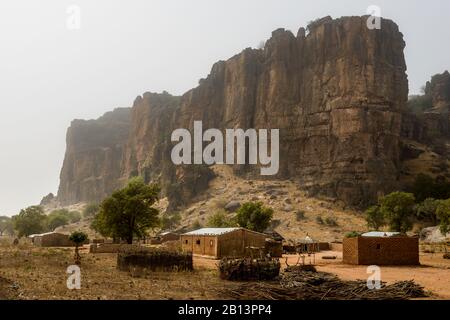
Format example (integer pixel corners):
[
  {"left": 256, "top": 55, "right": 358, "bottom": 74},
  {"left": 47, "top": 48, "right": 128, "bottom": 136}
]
[{"left": 343, "top": 237, "right": 419, "bottom": 265}]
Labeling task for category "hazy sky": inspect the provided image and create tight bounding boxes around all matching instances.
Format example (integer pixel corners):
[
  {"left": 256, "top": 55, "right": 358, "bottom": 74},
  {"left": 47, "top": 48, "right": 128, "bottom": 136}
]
[{"left": 0, "top": 0, "right": 449, "bottom": 215}]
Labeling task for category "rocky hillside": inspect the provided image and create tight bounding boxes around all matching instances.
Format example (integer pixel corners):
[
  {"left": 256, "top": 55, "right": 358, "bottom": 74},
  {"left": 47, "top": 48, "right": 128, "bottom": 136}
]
[
  {"left": 53, "top": 16, "right": 414, "bottom": 210},
  {"left": 400, "top": 71, "right": 450, "bottom": 184}
]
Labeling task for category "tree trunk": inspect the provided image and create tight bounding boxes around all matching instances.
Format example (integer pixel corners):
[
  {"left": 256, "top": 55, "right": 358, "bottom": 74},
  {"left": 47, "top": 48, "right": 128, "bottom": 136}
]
[{"left": 74, "top": 245, "right": 81, "bottom": 265}]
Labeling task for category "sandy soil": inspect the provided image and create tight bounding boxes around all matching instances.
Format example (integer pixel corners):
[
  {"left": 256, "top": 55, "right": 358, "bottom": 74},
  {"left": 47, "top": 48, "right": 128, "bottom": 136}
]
[
  {"left": 1, "top": 244, "right": 448, "bottom": 300},
  {"left": 195, "top": 251, "right": 450, "bottom": 299}
]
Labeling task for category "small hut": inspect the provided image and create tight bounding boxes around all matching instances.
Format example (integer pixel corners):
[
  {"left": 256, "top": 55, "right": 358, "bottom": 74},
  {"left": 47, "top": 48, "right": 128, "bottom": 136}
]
[
  {"left": 181, "top": 228, "right": 267, "bottom": 259},
  {"left": 343, "top": 232, "right": 419, "bottom": 265},
  {"left": 29, "top": 232, "right": 75, "bottom": 247}
]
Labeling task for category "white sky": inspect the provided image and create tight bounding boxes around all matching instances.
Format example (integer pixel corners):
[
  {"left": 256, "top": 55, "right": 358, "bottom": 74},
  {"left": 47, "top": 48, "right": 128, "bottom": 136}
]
[{"left": 0, "top": 0, "right": 449, "bottom": 215}]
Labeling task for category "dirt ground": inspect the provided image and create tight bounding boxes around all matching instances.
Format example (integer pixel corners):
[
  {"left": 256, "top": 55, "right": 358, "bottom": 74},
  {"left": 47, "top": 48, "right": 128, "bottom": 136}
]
[{"left": 0, "top": 244, "right": 448, "bottom": 300}]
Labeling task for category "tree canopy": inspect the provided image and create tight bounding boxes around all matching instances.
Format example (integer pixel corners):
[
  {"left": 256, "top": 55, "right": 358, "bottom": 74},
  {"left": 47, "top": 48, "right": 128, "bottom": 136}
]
[
  {"left": 13, "top": 206, "right": 47, "bottom": 237},
  {"left": 0, "top": 216, "right": 14, "bottom": 236},
  {"left": 379, "top": 192, "right": 416, "bottom": 233},
  {"left": 91, "top": 177, "right": 160, "bottom": 243},
  {"left": 235, "top": 202, "right": 273, "bottom": 233}
]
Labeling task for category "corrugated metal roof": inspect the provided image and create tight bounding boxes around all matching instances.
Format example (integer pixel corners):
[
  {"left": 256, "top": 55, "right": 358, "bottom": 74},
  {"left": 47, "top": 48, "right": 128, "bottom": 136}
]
[
  {"left": 183, "top": 227, "right": 241, "bottom": 236},
  {"left": 362, "top": 231, "right": 401, "bottom": 238}
]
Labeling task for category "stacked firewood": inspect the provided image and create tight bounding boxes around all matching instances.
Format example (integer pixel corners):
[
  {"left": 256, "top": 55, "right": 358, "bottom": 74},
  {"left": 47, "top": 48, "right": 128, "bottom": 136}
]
[
  {"left": 221, "top": 266, "right": 428, "bottom": 300},
  {"left": 219, "top": 258, "right": 281, "bottom": 281}
]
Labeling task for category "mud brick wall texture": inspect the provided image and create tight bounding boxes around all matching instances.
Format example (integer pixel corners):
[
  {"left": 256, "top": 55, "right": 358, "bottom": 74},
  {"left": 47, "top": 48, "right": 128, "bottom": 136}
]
[{"left": 343, "top": 237, "right": 419, "bottom": 265}]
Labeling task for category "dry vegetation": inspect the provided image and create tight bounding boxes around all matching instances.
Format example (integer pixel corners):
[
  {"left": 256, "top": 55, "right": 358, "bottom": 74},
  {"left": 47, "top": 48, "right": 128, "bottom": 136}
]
[
  {"left": 178, "top": 166, "right": 367, "bottom": 241},
  {"left": 0, "top": 239, "right": 449, "bottom": 300}
]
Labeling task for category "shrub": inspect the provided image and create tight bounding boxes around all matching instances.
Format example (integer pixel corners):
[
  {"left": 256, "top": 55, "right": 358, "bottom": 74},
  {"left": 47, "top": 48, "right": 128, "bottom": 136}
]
[
  {"left": 436, "top": 199, "right": 450, "bottom": 235},
  {"left": 345, "top": 231, "right": 361, "bottom": 238},
  {"left": 365, "top": 206, "right": 385, "bottom": 231},
  {"left": 380, "top": 192, "right": 416, "bottom": 233},
  {"left": 295, "top": 211, "right": 306, "bottom": 221},
  {"left": 325, "top": 217, "right": 338, "bottom": 227},
  {"left": 207, "top": 211, "right": 236, "bottom": 228},
  {"left": 235, "top": 202, "right": 273, "bottom": 233},
  {"left": 315, "top": 216, "right": 324, "bottom": 225}
]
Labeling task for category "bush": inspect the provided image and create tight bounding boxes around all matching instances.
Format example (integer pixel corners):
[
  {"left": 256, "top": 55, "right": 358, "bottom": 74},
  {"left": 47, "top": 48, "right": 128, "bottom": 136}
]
[
  {"left": 315, "top": 216, "right": 324, "bottom": 225},
  {"left": 415, "top": 198, "right": 439, "bottom": 224},
  {"left": 83, "top": 203, "right": 99, "bottom": 218},
  {"left": 295, "top": 211, "right": 306, "bottom": 221},
  {"left": 207, "top": 211, "right": 236, "bottom": 228},
  {"left": 325, "top": 217, "right": 338, "bottom": 227},
  {"left": 191, "top": 220, "right": 203, "bottom": 230},
  {"left": 235, "top": 202, "right": 273, "bottom": 233},
  {"left": 345, "top": 231, "right": 361, "bottom": 238},
  {"left": 411, "top": 174, "right": 450, "bottom": 202},
  {"left": 380, "top": 192, "right": 416, "bottom": 233},
  {"left": 436, "top": 199, "right": 450, "bottom": 234},
  {"left": 365, "top": 206, "right": 385, "bottom": 231}
]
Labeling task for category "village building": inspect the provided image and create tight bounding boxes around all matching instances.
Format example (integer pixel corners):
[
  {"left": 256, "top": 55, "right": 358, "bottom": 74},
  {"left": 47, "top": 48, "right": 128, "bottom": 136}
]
[
  {"left": 28, "top": 232, "right": 75, "bottom": 247},
  {"left": 180, "top": 227, "right": 267, "bottom": 259},
  {"left": 343, "top": 232, "right": 420, "bottom": 265}
]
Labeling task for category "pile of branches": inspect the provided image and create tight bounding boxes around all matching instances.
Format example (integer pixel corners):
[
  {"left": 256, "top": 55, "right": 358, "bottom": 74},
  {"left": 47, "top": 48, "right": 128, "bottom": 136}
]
[
  {"left": 221, "top": 266, "right": 428, "bottom": 300},
  {"left": 219, "top": 257, "right": 280, "bottom": 281},
  {"left": 117, "top": 248, "right": 193, "bottom": 272}
]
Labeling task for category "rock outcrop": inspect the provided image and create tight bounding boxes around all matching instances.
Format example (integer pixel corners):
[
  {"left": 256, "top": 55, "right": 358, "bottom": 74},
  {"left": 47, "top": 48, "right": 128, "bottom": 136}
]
[
  {"left": 57, "top": 108, "right": 131, "bottom": 205},
  {"left": 56, "top": 16, "right": 410, "bottom": 208}
]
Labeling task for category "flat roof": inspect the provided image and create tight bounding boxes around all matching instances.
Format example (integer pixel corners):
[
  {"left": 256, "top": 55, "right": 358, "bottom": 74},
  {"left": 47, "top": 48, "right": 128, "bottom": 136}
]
[
  {"left": 362, "top": 231, "right": 401, "bottom": 238},
  {"left": 183, "top": 227, "right": 242, "bottom": 236}
]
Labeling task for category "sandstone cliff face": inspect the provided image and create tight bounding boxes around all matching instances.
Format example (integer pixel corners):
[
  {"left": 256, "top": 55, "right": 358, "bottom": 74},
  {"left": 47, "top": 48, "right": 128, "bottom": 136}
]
[
  {"left": 57, "top": 16, "right": 409, "bottom": 208},
  {"left": 57, "top": 108, "right": 131, "bottom": 205}
]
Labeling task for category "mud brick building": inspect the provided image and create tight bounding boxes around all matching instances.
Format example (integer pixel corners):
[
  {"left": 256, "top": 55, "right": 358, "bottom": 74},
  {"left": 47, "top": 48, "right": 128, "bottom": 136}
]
[
  {"left": 343, "top": 232, "right": 419, "bottom": 265},
  {"left": 181, "top": 228, "right": 267, "bottom": 259},
  {"left": 29, "top": 232, "right": 75, "bottom": 247}
]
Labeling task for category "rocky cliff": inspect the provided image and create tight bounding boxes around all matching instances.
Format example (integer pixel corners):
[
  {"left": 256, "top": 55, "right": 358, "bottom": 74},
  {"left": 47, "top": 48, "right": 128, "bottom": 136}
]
[
  {"left": 57, "top": 108, "right": 131, "bottom": 205},
  {"left": 56, "top": 16, "right": 410, "bottom": 208}
]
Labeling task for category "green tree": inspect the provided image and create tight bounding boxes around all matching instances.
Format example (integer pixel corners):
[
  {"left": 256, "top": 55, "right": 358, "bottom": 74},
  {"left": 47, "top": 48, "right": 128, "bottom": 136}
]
[
  {"left": 83, "top": 203, "right": 99, "bottom": 218},
  {"left": 365, "top": 206, "right": 385, "bottom": 231},
  {"left": 235, "top": 202, "right": 273, "bottom": 233},
  {"left": 415, "top": 198, "right": 439, "bottom": 224},
  {"left": 91, "top": 177, "right": 160, "bottom": 244},
  {"left": 69, "top": 231, "right": 88, "bottom": 265},
  {"left": 46, "top": 209, "right": 82, "bottom": 230},
  {"left": 68, "top": 211, "right": 82, "bottom": 223},
  {"left": 13, "top": 206, "right": 47, "bottom": 237},
  {"left": 47, "top": 212, "right": 69, "bottom": 231},
  {"left": 436, "top": 199, "right": 450, "bottom": 235},
  {"left": 380, "top": 192, "right": 416, "bottom": 233},
  {"left": 0, "top": 216, "right": 14, "bottom": 236},
  {"left": 207, "top": 211, "right": 236, "bottom": 228},
  {"left": 191, "top": 219, "right": 203, "bottom": 230}
]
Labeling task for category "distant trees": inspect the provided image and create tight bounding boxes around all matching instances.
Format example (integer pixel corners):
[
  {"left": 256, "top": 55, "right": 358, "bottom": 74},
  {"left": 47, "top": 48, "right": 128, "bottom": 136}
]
[
  {"left": 364, "top": 192, "right": 416, "bottom": 233},
  {"left": 83, "top": 203, "right": 99, "bottom": 219},
  {"left": 47, "top": 211, "right": 69, "bottom": 231},
  {"left": 436, "top": 199, "right": 450, "bottom": 234},
  {"left": 380, "top": 192, "right": 416, "bottom": 233},
  {"left": 91, "top": 177, "right": 160, "bottom": 244},
  {"left": 13, "top": 206, "right": 47, "bottom": 237},
  {"left": 207, "top": 211, "right": 236, "bottom": 228},
  {"left": 235, "top": 202, "right": 273, "bottom": 233},
  {"left": 0, "top": 216, "right": 14, "bottom": 236},
  {"left": 415, "top": 198, "right": 440, "bottom": 225},
  {"left": 411, "top": 174, "right": 450, "bottom": 202},
  {"left": 365, "top": 206, "right": 385, "bottom": 231}
]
